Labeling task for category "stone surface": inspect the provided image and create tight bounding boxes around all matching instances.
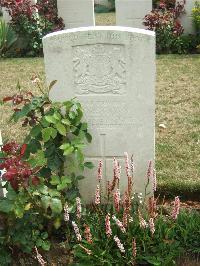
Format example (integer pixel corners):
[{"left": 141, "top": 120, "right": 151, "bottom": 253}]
[
  {"left": 43, "top": 26, "right": 155, "bottom": 202},
  {"left": 2, "top": 7, "right": 11, "bottom": 23},
  {"left": 116, "top": 0, "right": 152, "bottom": 29},
  {"left": 178, "top": 0, "right": 196, "bottom": 34},
  {"left": 57, "top": 0, "right": 95, "bottom": 29}
]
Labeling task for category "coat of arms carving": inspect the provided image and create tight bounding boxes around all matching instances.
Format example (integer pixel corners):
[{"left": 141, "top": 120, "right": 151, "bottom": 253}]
[{"left": 72, "top": 44, "right": 126, "bottom": 95}]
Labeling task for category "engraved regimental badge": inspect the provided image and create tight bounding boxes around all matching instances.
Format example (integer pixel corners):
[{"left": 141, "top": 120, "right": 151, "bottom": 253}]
[{"left": 73, "top": 44, "right": 126, "bottom": 95}]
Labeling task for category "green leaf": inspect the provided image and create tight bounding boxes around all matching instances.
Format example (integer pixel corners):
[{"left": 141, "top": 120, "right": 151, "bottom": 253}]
[
  {"left": 53, "top": 112, "right": 61, "bottom": 121},
  {"left": 61, "top": 176, "right": 72, "bottom": 184},
  {"left": 41, "top": 117, "right": 50, "bottom": 127},
  {"left": 27, "top": 139, "right": 41, "bottom": 154},
  {"left": 44, "top": 115, "right": 57, "bottom": 124},
  {"left": 57, "top": 183, "right": 68, "bottom": 191},
  {"left": 85, "top": 132, "right": 92, "bottom": 143},
  {"left": 48, "top": 189, "right": 61, "bottom": 198},
  {"left": 81, "top": 122, "right": 88, "bottom": 130},
  {"left": 42, "top": 127, "right": 52, "bottom": 142},
  {"left": 75, "top": 149, "right": 84, "bottom": 164},
  {"left": 50, "top": 198, "right": 62, "bottom": 215},
  {"left": 0, "top": 199, "right": 14, "bottom": 213},
  {"left": 30, "top": 125, "right": 42, "bottom": 137},
  {"left": 50, "top": 175, "right": 60, "bottom": 186},
  {"left": 54, "top": 218, "right": 61, "bottom": 229},
  {"left": 50, "top": 128, "right": 57, "bottom": 139},
  {"left": 28, "top": 150, "right": 47, "bottom": 167},
  {"left": 41, "top": 196, "right": 51, "bottom": 211},
  {"left": 56, "top": 123, "right": 67, "bottom": 136},
  {"left": 61, "top": 118, "right": 71, "bottom": 125},
  {"left": 84, "top": 162, "right": 94, "bottom": 169},
  {"left": 63, "top": 146, "right": 74, "bottom": 156},
  {"left": 60, "top": 143, "right": 70, "bottom": 150}
]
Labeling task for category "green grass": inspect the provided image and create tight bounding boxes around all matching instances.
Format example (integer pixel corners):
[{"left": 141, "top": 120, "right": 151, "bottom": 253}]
[{"left": 0, "top": 55, "right": 200, "bottom": 199}]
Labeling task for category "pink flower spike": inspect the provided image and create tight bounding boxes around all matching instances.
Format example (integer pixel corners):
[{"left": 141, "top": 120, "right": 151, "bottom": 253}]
[
  {"left": 95, "top": 185, "right": 101, "bottom": 205},
  {"left": 113, "top": 157, "right": 120, "bottom": 181},
  {"left": 149, "top": 218, "right": 155, "bottom": 236},
  {"left": 124, "top": 152, "right": 131, "bottom": 178},
  {"left": 76, "top": 197, "right": 82, "bottom": 219},
  {"left": 114, "top": 236, "right": 125, "bottom": 253},
  {"left": 112, "top": 215, "right": 126, "bottom": 233},
  {"left": 138, "top": 211, "right": 148, "bottom": 229},
  {"left": 113, "top": 189, "right": 120, "bottom": 212},
  {"left": 97, "top": 160, "right": 103, "bottom": 182},
  {"left": 105, "top": 213, "right": 112, "bottom": 238},
  {"left": 171, "top": 196, "right": 180, "bottom": 220},
  {"left": 64, "top": 202, "right": 69, "bottom": 222},
  {"left": 132, "top": 238, "right": 137, "bottom": 258},
  {"left": 35, "top": 247, "right": 46, "bottom": 266},
  {"left": 72, "top": 221, "right": 82, "bottom": 242}
]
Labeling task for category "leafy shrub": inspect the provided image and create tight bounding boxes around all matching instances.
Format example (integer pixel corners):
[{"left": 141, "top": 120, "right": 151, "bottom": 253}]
[
  {"left": 144, "top": 0, "right": 186, "bottom": 53},
  {"left": 192, "top": 1, "right": 200, "bottom": 35},
  {"left": 0, "top": 79, "right": 92, "bottom": 263},
  {"left": 0, "top": 18, "right": 17, "bottom": 57},
  {"left": 0, "top": 0, "right": 64, "bottom": 56}
]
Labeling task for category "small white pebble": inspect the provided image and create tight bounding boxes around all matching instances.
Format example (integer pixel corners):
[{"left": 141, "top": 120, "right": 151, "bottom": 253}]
[{"left": 159, "top": 123, "right": 167, "bottom": 129}]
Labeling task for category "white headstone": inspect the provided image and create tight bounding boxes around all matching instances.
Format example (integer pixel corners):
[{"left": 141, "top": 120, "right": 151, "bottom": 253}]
[
  {"left": 57, "top": 0, "right": 95, "bottom": 29},
  {"left": 43, "top": 26, "right": 155, "bottom": 202},
  {"left": 2, "top": 7, "right": 11, "bottom": 24},
  {"left": 116, "top": 0, "right": 152, "bottom": 29},
  {"left": 178, "top": 0, "right": 196, "bottom": 34}
]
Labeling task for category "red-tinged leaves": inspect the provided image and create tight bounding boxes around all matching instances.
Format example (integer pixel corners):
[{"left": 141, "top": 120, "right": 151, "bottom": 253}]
[
  {"left": 32, "top": 176, "right": 40, "bottom": 186},
  {"left": 20, "top": 144, "right": 27, "bottom": 156},
  {"left": 1, "top": 142, "right": 38, "bottom": 191},
  {"left": 3, "top": 96, "right": 13, "bottom": 102}
]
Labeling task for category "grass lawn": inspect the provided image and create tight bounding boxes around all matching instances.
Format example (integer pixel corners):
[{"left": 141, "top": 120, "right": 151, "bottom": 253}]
[{"left": 0, "top": 55, "right": 199, "bottom": 199}]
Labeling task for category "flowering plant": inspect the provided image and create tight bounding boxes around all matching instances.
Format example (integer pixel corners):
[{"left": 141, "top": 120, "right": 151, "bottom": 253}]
[
  {"left": 59, "top": 154, "right": 197, "bottom": 265},
  {"left": 144, "top": 0, "right": 185, "bottom": 53},
  {"left": 0, "top": 0, "right": 64, "bottom": 55}
]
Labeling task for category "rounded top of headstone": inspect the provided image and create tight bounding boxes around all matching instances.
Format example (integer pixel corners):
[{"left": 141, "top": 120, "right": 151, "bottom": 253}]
[{"left": 43, "top": 26, "right": 155, "bottom": 41}]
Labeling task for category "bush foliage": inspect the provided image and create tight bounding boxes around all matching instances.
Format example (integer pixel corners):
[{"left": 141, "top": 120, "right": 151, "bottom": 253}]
[
  {"left": 144, "top": 0, "right": 200, "bottom": 53},
  {"left": 0, "top": 0, "right": 64, "bottom": 56}
]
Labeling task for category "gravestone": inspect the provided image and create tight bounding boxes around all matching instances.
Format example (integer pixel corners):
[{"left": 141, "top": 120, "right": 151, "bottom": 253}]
[
  {"left": 2, "top": 7, "right": 11, "bottom": 24},
  {"left": 57, "top": 0, "right": 95, "bottom": 29},
  {"left": 43, "top": 26, "right": 155, "bottom": 203},
  {"left": 178, "top": 0, "right": 196, "bottom": 34},
  {"left": 116, "top": 0, "right": 152, "bottom": 29}
]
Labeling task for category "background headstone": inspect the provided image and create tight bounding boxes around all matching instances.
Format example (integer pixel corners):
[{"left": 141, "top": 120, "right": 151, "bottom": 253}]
[
  {"left": 115, "top": 0, "right": 152, "bottom": 29},
  {"left": 57, "top": 0, "right": 95, "bottom": 29},
  {"left": 43, "top": 27, "right": 155, "bottom": 202},
  {"left": 178, "top": 0, "right": 196, "bottom": 34},
  {"left": 2, "top": 7, "right": 11, "bottom": 24}
]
